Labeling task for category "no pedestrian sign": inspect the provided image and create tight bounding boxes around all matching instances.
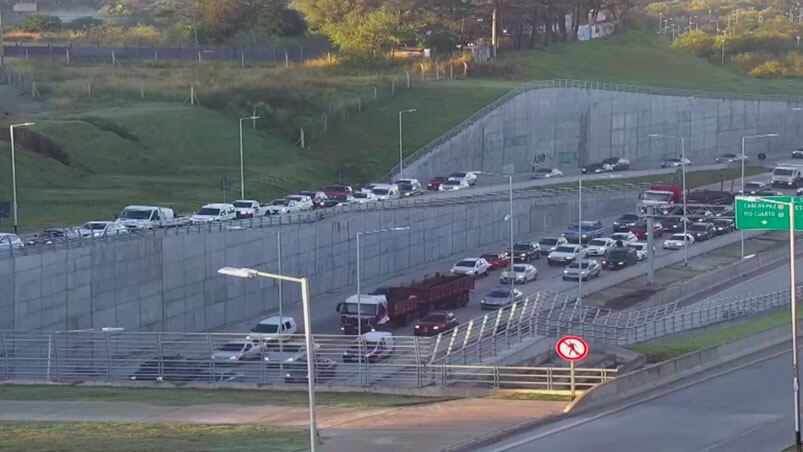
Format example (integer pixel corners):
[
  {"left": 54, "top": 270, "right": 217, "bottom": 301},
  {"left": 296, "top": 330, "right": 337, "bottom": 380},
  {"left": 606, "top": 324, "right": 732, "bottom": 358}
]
[{"left": 556, "top": 336, "right": 589, "bottom": 362}]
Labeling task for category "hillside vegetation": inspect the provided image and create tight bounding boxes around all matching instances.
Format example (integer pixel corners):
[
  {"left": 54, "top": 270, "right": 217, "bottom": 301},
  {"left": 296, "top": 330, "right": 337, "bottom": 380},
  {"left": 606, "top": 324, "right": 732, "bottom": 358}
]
[{"left": 2, "top": 26, "right": 802, "bottom": 231}]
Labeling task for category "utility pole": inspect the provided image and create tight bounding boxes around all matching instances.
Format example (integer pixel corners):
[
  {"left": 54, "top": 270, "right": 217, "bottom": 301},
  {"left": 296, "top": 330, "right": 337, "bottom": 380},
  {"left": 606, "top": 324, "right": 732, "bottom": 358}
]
[
  {"left": 0, "top": 4, "right": 5, "bottom": 68},
  {"left": 491, "top": 5, "right": 498, "bottom": 58}
]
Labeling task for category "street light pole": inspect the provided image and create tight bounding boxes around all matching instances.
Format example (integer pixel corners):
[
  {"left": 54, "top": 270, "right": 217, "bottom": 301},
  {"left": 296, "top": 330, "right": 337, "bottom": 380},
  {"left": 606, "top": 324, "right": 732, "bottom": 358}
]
[
  {"left": 9, "top": 123, "right": 35, "bottom": 234},
  {"left": 578, "top": 176, "right": 583, "bottom": 302},
  {"left": 741, "top": 133, "right": 780, "bottom": 259},
  {"left": 398, "top": 109, "right": 416, "bottom": 179},
  {"left": 238, "top": 115, "right": 260, "bottom": 199},
  {"left": 217, "top": 267, "right": 318, "bottom": 451},
  {"left": 355, "top": 227, "right": 410, "bottom": 336},
  {"left": 478, "top": 172, "right": 515, "bottom": 296}
]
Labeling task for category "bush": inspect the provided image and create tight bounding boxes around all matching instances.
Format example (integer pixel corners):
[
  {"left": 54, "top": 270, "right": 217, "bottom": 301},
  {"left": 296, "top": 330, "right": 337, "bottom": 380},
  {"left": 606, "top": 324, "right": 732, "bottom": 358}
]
[
  {"left": 671, "top": 30, "right": 715, "bottom": 59},
  {"left": 731, "top": 52, "right": 771, "bottom": 74},
  {"left": 66, "top": 17, "right": 104, "bottom": 31},
  {"left": 749, "top": 60, "right": 787, "bottom": 78},
  {"left": 18, "top": 14, "right": 63, "bottom": 33}
]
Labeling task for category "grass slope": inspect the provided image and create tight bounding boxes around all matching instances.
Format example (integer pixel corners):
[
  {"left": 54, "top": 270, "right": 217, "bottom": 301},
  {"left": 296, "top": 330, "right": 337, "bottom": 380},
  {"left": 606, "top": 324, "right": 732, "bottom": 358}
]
[{"left": 2, "top": 27, "right": 800, "bottom": 231}]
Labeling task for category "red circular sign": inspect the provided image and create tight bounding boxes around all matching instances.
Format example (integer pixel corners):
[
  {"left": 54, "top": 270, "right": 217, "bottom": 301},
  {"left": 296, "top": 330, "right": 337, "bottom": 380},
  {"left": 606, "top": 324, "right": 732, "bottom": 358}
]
[{"left": 555, "top": 336, "right": 589, "bottom": 362}]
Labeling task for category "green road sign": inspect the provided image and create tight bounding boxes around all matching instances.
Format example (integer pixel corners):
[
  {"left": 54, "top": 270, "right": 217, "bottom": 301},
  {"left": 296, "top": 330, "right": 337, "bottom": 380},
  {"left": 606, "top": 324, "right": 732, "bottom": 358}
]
[{"left": 734, "top": 196, "right": 803, "bottom": 231}]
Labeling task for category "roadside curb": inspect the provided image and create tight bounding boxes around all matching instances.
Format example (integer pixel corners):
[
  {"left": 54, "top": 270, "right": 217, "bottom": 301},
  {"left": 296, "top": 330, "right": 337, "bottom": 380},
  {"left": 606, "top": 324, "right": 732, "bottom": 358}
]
[{"left": 440, "top": 410, "right": 569, "bottom": 452}]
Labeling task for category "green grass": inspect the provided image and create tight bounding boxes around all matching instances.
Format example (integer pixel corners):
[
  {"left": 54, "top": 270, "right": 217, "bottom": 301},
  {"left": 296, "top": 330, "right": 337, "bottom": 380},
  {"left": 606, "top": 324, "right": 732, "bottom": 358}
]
[
  {"left": 2, "top": 26, "right": 800, "bottom": 231},
  {"left": 0, "top": 385, "right": 448, "bottom": 408},
  {"left": 0, "top": 422, "right": 307, "bottom": 452},
  {"left": 629, "top": 309, "right": 794, "bottom": 363}
]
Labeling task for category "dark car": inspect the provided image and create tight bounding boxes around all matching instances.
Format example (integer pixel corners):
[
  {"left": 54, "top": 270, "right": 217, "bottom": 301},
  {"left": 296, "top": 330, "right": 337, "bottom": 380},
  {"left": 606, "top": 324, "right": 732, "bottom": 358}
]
[
  {"left": 687, "top": 190, "right": 734, "bottom": 206},
  {"left": 413, "top": 312, "right": 459, "bottom": 336},
  {"left": 601, "top": 247, "right": 638, "bottom": 270},
  {"left": 755, "top": 188, "right": 784, "bottom": 197},
  {"left": 715, "top": 153, "right": 744, "bottom": 164},
  {"left": 563, "top": 220, "right": 605, "bottom": 244},
  {"left": 581, "top": 162, "right": 612, "bottom": 174},
  {"left": 612, "top": 213, "right": 640, "bottom": 232},
  {"left": 687, "top": 222, "right": 716, "bottom": 242},
  {"left": 320, "top": 199, "right": 345, "bottom": 209},
  {"left": 794, "top": 147, "right": 803, "bottom": 159},
  {"left": 397, "top": 182, "right": 422, "bottom": 197},
  {"left": 129, "top": 355, "right": 206, "bottom": 382},
  {"left": 427, "top": 177, "right": 448, "bottom": 191},
  {"left": 481, "top": 252, "right": 512, "bottom": 270},
  {"left": 661, "top": 216, "right": 691, "bottom": 233},
  {"left": 284, "top": 356, "right": 338, "bottom": 384},
  {"left": 26, "top": 227, "right": 83, "bottom": 246},
  {"left": 510, "top": 242, "right": 540, "bottom": 262},
  {"left": 711, "top": 218, "right": 735, "bottom": 235},
  {"left": 630, "top": 220, "right": 664, "bottom": 240},
  {"left": 602, "top": 157, "right": 631, "bottom": 171}
]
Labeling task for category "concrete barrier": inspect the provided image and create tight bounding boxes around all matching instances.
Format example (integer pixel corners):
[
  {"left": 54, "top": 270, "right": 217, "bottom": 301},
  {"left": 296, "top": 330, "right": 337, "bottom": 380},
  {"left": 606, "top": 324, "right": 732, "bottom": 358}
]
[{"left": 568, "top": 322, "right": 794, "bottom": 414}]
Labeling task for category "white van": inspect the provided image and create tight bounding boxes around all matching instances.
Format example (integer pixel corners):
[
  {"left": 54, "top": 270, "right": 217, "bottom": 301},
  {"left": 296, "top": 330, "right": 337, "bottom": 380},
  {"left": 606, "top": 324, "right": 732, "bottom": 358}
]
[
  {"left": 116, "top": 205, "right": 180, "bottom": 230},
  {"left": 247, "top": 316, "right": 298, "bottom": 342},
  {"left": 191, "top": 203, "right": 237, "bottom": 224},
  {"left": 371, "top": 184, "right": 401, "bottom": 201}
]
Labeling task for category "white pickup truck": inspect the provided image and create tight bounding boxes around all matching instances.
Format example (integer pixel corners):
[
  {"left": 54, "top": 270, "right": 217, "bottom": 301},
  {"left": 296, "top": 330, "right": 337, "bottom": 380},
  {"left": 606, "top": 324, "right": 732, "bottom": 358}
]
[
  {"left": 233, "top": 200, "right": 269, "bottom": 219},
  {"left": 771, "top": 162, "right": 803, "bottom": 188},
  {"left": 115, "top": 205, "right": 189, "bottom": 230}
]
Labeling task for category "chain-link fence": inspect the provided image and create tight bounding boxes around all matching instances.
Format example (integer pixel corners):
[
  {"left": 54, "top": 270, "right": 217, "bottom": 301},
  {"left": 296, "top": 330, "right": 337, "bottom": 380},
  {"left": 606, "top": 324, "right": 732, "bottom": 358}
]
[{"left": 0, "top": 330, "right": 614, "bottom": 391}]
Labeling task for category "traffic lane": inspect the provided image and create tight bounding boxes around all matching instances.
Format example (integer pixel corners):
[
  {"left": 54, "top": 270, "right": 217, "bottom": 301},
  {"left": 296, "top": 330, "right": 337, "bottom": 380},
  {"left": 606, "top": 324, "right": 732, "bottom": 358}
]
[{"left": 479, "top": 351, "right": 794, "bottom": 452}]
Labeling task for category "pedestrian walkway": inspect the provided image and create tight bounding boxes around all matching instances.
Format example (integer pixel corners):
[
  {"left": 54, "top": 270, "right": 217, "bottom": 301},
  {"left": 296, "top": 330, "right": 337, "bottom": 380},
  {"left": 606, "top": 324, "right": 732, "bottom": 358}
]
[{"left": 0, "top": 397, "right": 568, "bottom": 451}]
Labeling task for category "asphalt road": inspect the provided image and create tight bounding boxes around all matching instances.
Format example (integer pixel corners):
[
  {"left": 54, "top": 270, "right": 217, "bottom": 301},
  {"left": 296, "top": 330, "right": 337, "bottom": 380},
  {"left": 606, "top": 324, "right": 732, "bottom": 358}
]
[{"left": 480, "top": 351, "right": 796, "bottom": 452}]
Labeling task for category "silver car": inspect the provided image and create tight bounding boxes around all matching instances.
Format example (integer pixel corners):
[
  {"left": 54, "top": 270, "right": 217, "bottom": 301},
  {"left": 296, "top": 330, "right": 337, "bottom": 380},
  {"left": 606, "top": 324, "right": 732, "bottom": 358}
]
[
  {"left": 211, "top": 340, "right": 266, "bottom": 363},
  {"left": 480, "top": 287, "right": 524, "bottom": 310},
  {"left": 562, "top": 260, "right": 601, "bottom": 281}
]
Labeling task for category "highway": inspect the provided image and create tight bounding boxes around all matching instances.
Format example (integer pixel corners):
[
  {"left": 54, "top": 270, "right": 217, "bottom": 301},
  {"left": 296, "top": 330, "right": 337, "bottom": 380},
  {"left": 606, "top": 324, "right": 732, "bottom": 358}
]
[{"left": 480, "top": 351, "right": 795, "bottom": 452}]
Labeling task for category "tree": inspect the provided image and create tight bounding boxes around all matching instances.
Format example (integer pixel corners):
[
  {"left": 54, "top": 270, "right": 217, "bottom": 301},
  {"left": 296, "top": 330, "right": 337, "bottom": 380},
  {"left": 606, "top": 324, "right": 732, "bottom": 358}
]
[
  {"left": 322, "top": 9, "right": 402, "bottom": 60},
  {"left": 18, "top": 14, "right": 63, "bottom": 33},
  {"left": 672, "top": 29, "right": 716, "bottom": 59}
]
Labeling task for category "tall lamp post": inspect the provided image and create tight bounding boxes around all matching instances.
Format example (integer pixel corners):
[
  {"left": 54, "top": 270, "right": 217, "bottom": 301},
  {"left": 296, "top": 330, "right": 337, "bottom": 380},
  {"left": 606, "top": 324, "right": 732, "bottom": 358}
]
[
  {"left": 9, "top": 123, "right": 36, "bottom": 234},
  {"left": 737, "top": 196, "right": 800, "bottom": 452},
  {"left": 649, "top": 133, "right": 688, "bottom": 266},
  {"left": 217, "top": 267, "right": 317, "bottom": 451},
  {"left": 238, "top": 115, "right": 260, "bottom": 199},
  {"left": 356, "top": 227, "right": 410, "bottom": 336},
  {"left": 398, "top": 109, "right": 416, "bottom": 179},
  {"left": 478, "top": 172, "right": 515, "bottom": 296},
  {"left": 741, "top": 133, "right": 780, "bottom": 259}
]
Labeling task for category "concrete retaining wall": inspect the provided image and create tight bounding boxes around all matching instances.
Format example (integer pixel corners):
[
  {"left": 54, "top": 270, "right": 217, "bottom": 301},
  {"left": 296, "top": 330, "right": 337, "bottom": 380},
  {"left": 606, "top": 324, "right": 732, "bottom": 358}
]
[
  {"left": 403, "top": 87, "right": 802, "bottom": 182},
  {"left": 0, "top": 191, "right": 638, "bottom": 332},
  {"left": 569, "top": 322, "right": 793, "bottom": 414}
]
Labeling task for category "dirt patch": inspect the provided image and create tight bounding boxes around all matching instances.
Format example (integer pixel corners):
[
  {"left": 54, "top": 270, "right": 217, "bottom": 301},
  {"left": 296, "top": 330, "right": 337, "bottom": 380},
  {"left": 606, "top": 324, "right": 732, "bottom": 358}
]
[
  {"left": 0, "top": 127, "right": 71, "bottom": 166},
  {"left": 603, "top": 287, "right": 659, "bottom": 310}
]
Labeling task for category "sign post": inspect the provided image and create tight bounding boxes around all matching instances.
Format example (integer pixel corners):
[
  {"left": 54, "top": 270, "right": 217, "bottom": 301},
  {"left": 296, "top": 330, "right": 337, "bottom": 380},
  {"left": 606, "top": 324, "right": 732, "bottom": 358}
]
[
  {"left": 556, "top": 336, "right": 589, "bottom": 398},
  {"left": 735, "top": 196, "right": 801, "bottom": 452}
]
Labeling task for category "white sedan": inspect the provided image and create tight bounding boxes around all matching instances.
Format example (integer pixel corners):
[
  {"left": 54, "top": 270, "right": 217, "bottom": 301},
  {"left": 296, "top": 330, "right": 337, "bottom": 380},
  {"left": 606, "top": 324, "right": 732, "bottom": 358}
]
[
  {"left": 499, "top": 264, "right": 538, "bottom": 284},
  {"left": 585, "top": 238, "right": 616, "bottom": 257},
  {"left": 627, "top": 242, "right": 652, "bottom": 261},
  {"left": 81, "top": 221, "right": 129, "bottom": 238},
  {"left": 0, "top": 233, "right": 24, "bottom": 249},
  {"left": 547, "top": 245, "right": 587, "bottom": 266},
  {"left": 439, "top": 179, "right": 470, "bottom": 191},
  {"left": 533, "top": 168, "right": 564, "bottom": 179},
  {"left": 350, "top": 192, "right": 379, "bottom": 204},
  {"left": 663, "top": 233, "right": 695, "bottom": 250},
  {"left": 451, "top": 258, "right": 491, "bottom": 276},
  {"left": 448, "top": 171, "right": 478, "bottom": 186}
]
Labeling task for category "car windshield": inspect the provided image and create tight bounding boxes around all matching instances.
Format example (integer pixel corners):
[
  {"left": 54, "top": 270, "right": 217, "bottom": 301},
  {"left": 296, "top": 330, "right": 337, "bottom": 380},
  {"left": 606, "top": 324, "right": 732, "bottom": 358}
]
[
  {"left": 353, "top": 193, "right": 370, "bottom": 199},
  {"left": 603, "top": 158, "right": 619, "bottom": 164},
  {"left": 420, "top": 313, "right": 447, "bottom": 322},
  {"left": 713, "top": 220, "right": 731, "bottom": 226},
  {"left": 745, "top": 182, "right": 763, "bottom": 189},
  {"left": 689, "top": 224, "right": 708, "bottom": 231},
  {"left": 536, "top": 169, "right": 552, "bottom": 174},
  {"left": 325, "top": 186, "right": 346, "bottom": 193},
  {"left": 512, "top": 265, "right": 528, "bottom": 272},
  {"left": 775, "top": 168, "right": 795, "bottom": 176},
  {"left": 555, "top": 246, "right": 576, "bottom": 253},
  {"left": 251, "top": 323, "right": 279, "bottom": 334},
  {"left": 568, "top": 262, "right": 591, "bottom": 269},
  {"left": 640, "top": 192, "right": 673, "bottom": 202},
  {"left": 88, "top": 223, "right": 107, "bottom": 230},
  {"left": 286, "top": 197, "right": 303, "bottom": 202},
  {"left": 341, "top": 303, "right": 379, "bottom": 315},
  {"left": 669, "top": 235, "right": 687, "bottom": 241},
  {"left": 218, "top": 343, "right": 246, "bottom": 352},
  {"left": 722, "top": 153, "right": 736, "bottom": 158},
  {"left": 233, "top": 202, "right": 252, "bottom": 208},
  {"left": 608, "top": 250, "right": 629, "bottom": 259},
  {"left": 589, "top": 239, "right": 609, "bottom": 246},
  {"left": 539, "top": 238, "right": 558, "bottom": 246},
  {"left": 456, "top": 260, "right": 476, "bottom": 267},
  {"left": 444, "top": 180, "right": 461, "bottom": 186},
  {"left": 513, "top": 244, "right": 531, "bottom": 251},
  {"left": 298, "top": 192, "right": 316, "bottom": 197},
  {"left": 629, "top": 244, "right": 645, "bottom": 251},
  {"left": 611, "top": 234, "right": 629, "bottom": 240},
  {"left": 373, "top": 189, "right": 389, "bottom": 195},
  {"left": 398, "top": 183, "right": 413, "bottom": 191},
  {"left": 450, "top": 172, "right": 467, "bottom": 178},
  {"left": 196, "top": 208, "right": 221, "bottom": 216},
  {"left": 120, "top": 209, "right": 152, "bottom": 220},
  {"left": 271, "top": 200, "right": 289, "bottom": 206},
  {"left": 618, "top": 214, "right": 639, "bottom": 222},
  {"left": 487, "top": 290, "right": 512, "bottom": 298}
]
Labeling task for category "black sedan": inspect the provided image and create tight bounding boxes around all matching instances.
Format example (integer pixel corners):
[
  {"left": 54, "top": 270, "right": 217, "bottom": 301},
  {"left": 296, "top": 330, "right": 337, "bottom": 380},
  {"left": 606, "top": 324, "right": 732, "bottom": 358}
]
[
  {"left": 284, "top": 357, "right": 338, "bottom": 384},
  {"left": 601, "top": 248, "right": 638, "bottom": 270},
  {"left": 581, "top": 162, "right": 613, "bottom": 174},
  {"left": 613, "top": 213, "right": 640, "bottom": 232},
  {"left": 603, "top": 157, "right": 631, "bottom": 171}
]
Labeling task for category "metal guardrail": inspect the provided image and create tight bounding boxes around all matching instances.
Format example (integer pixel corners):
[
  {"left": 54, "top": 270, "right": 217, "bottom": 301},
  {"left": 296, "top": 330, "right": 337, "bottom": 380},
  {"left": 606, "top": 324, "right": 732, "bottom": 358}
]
[
  {"left": 0, "top": 182, "right": 645, "bottom": 260},
  {"left": 386, "top": 78, "right": 803, "bottom": 180},
  {"left": 0, "top": 330, "right": 614, "bottom": 391}
]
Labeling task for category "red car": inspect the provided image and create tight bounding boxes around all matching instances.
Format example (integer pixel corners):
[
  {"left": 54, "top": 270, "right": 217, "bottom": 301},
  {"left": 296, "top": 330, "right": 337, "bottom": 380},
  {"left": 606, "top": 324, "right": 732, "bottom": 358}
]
[
  {"left": 413, "top": 312, "right": 459, "bottom": 337},
  {"left": 427, "top": 177, "right": 448, "bottom": 191},
  {"left": 323, "top": 185, "right": 353, "bottom": 201},
  {"left": 480, "top": 252, "right": 512, "bottom": 271},
  {"left": 630, "top": 221, "right": 664, "bottom": 240}
]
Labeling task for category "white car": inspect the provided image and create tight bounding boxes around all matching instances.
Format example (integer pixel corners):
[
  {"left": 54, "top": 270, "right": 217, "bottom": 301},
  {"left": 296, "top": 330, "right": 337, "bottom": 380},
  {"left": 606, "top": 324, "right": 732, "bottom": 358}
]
[
  {"left": 0, "top": 233, "right": 24, "bottom": 250},
  {"left": 371, "top": 184, "right": 401, "bottom": 200},
  {"left": 191, "top": 203, "right": 237, "bottom": 224},
  {"left": 499, "top": 264, "right": 538, "bottom": 284},
  {"left": 81, "top": 221, "right": 129, "bottom": 238},
  {"left": 350, "top": 192, "right": 379, "bottom": 204},
  {"left": 233, "top": 200, "right": 268, "bottom": 218},
  {"left": 451, "top": 257, "right": 491, "bottom": 276},
  {"left": 661, "top": 158, "right": 692, "bottom": 168},
  {"left": 448, "top": 171, "right": 478, "bottom": 186},
  {"left": 610, "top": 232, "right": 638, "bottom": 246},
  {"left": 211, "top": 340, "right": 266, "bottom": 362},
  {"left": 266, "top": 199, "right": 300, "bottom": 215},
  {"left": 360, "top": 184, "right": 378, "bottom": 194},
  {"left": 439, "top": 179, "right": 470, "bottom": 191},
  {"left": 538, "top": 237, "right": 569, "bottom": 256},
  {"left": 663, "top": 233, "right": 695, "bottom": 250},
  {"left": 247, "top": 316, "right": 298, "bottom": 342},
  {"left": 547, "top": 245, "right": 587, "bottom": 266},
  {"left": 284, "top": 195, "right": 314, "bottom": 211},
  {"left": 585, "top": 238, "right": 617, "bottom": 257},
  {"left": 533, "top": 168, "right": 564, "bottom": 179},
  {"left": 562, "top": 259, "right": 602, "bottom": 281},
  {"left": 628, "top": 242, "right": 651, "bottom": 261}
]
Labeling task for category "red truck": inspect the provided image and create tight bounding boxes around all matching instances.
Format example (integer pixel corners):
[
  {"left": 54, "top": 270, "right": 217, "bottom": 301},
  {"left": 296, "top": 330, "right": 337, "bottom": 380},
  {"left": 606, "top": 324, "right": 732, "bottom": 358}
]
[{"left": 337, "top": 273, "right": 475, "bottom": 335}]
